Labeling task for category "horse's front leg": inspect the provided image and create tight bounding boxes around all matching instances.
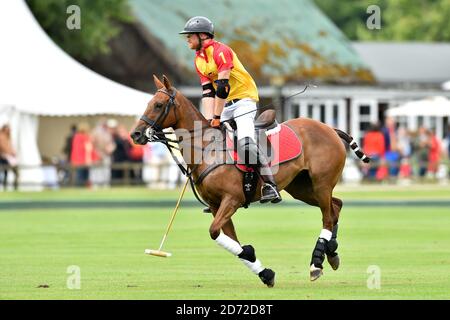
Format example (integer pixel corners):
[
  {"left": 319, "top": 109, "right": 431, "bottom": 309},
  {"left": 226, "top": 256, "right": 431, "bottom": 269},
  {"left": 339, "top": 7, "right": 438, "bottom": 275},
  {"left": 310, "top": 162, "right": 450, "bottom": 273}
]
[{"left": 209, "top": 198, "right": 275, "bottom": 287}]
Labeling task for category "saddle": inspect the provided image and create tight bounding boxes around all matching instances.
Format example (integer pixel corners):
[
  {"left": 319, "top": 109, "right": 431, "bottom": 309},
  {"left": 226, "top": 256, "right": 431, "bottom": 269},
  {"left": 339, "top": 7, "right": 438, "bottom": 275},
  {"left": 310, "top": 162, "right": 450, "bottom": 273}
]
[
  {"left": 226, "top": 110, "right": 303, "bottom": 172},
  {"left": 225, "top": 110, "right": 303, "bottom": 207}
]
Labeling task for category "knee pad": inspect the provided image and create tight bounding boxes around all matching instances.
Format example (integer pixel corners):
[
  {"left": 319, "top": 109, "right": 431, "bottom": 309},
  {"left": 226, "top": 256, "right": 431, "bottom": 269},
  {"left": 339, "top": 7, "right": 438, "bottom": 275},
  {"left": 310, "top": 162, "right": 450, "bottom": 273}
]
[{"left": 215, "top": 79, "right": 230, "bottom": 99}]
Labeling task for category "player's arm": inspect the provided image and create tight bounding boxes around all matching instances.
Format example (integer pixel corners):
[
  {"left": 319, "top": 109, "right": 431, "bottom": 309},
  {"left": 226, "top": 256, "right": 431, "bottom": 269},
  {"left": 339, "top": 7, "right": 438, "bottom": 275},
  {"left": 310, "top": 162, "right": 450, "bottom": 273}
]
[
  {"left": 195, "top": 60, "right": 215, "bottom": 120},
  {"left": 213, "top": 69, "right": 231, "bottom": 120},
  {"left": 201, "top": 81, "right": 215, "bottom": 120},
  {"left": 210, "top": 46, "right": 234, "bottom": 127}
]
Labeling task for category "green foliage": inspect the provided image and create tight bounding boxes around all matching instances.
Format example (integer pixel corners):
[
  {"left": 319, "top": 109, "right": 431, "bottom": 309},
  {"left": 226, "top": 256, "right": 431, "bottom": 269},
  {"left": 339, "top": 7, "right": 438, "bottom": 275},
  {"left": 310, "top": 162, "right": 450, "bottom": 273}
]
[
  {"left": 314, "top": 0, "right": 450, "bottom": 42},
  {"left": 26, "top": 0, "right": 134, "bottom": 60},
  {"left": 314, "top": 0, "right": 370, "bottom": 40}
]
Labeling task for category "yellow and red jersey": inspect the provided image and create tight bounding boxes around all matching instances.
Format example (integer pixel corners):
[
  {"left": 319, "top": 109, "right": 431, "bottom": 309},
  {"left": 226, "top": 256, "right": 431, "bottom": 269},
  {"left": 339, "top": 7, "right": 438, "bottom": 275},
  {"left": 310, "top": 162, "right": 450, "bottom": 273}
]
[{"left": 194, "top": 40, "right": 259, "bottom": 102}]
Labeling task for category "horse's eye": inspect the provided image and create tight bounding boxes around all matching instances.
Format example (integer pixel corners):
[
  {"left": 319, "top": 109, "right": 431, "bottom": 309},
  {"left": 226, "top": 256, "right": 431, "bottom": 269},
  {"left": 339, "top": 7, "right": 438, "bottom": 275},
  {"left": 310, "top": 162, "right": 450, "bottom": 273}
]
[{"left": 154, "top": 103, "right": 163, "bottom": 110}]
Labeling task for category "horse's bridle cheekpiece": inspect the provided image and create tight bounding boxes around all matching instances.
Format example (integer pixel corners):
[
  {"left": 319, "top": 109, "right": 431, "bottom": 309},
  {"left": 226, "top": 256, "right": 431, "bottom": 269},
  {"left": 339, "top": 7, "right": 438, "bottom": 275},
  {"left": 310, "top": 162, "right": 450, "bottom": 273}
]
[{"left": 140, "top": 88, "right": 177, "bottom": 141}]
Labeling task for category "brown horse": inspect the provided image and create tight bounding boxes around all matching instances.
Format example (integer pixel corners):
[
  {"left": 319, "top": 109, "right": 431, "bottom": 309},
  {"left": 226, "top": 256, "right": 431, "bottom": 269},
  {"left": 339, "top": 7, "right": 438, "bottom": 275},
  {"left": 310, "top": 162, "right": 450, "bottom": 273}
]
[{"left": 131, "top": 75, "right": 369, "bottom": 287}]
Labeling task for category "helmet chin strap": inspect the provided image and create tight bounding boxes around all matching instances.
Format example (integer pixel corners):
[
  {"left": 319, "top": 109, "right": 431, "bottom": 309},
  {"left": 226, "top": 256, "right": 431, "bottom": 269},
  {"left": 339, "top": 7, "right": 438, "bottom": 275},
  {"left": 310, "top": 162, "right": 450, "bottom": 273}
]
[{"left": 195, "top": 33, "right": 203, "bottom": 51}]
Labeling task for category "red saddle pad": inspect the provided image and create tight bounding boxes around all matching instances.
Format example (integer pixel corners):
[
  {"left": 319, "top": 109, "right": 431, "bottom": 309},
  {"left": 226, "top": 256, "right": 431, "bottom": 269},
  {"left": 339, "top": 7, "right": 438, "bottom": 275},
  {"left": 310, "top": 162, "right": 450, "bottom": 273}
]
[{"left": 226, "top": 124, "right": 303, "bottom": 172}]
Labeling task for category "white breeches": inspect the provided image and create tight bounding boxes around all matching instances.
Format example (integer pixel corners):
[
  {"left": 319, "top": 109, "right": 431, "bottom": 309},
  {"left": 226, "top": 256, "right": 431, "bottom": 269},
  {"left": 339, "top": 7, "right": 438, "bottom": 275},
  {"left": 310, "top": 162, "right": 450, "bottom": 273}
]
[{"left": 220, "top": 98, "right": 257, "bottom": 141}]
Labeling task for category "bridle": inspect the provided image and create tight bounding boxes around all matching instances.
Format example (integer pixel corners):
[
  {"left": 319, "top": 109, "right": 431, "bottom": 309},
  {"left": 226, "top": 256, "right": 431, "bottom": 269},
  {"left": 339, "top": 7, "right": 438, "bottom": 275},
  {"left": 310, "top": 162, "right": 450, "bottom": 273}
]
[
  {"left": 138, "top": 87, "right": 211, "bottom": 207},
  {"left": 140, "top": 88, "right": 178, "bottom": 139}
]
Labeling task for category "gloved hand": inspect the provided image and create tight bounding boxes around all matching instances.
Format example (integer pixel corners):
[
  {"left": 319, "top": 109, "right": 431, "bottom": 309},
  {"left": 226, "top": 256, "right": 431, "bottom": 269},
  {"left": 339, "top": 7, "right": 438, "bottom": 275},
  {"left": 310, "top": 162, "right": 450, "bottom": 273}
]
[{"left": 210, "top": 115, "right": 221, "bottom": 128}]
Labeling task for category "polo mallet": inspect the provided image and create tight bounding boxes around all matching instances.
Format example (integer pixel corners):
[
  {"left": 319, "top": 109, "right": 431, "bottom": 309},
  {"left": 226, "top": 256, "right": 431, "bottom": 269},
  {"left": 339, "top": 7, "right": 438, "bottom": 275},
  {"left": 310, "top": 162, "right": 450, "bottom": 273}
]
[{"left": 144, "top": 178, "right": 189, "bottom": 258}]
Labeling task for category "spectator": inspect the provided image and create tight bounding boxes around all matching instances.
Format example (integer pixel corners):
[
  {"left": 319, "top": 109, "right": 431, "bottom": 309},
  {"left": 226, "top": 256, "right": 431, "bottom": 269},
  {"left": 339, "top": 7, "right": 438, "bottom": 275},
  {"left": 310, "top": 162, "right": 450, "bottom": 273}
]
[
  {"left": 128, "top": 128, "right": 144, "bottom": 184},
  {"left": 446, "top": 125, "right": 450, "bottom": 159},
  {"left": 71, "top": 122, "right": 98, "bottom": 186},
  {"left": 61, "top": 124, "right": 77, "bottom": 185},
  {"left": 143, "top": 142, "right": 180, "bottom": 189},
  {"left": 397, "top": 127, "right": 413, "bottom": 179},
  {"left": 0, "top": 124, "right": 19, "bottom": 190},
  {"left": 363, "top": 123, "right": 385, "bottom": 180},
  {"left": 427, "top": 129, "right": 441, "bottom": 176},
  {"left": 111, "top": 124, "right": 131, "bottom": 183},
  {"left": 397, "top": 127, "right": 412, "bottom": 158},
  {"left": 91, "top": 118, "right": 116, "bottom": 187},
  {"left": 412, "top": 127, "right": 430, "bottom": 178},
  {"left": 382, "top": 117, "right": 400, "bottom": 178},
  {"left": 381, "top": 116, "right": 396, "bottom": 152},
  {"left": 446, "top": 125, "right": 450, "bottom": 179},
  {"left": 63, "top": 124, "right": 77, "bottom": 161}
]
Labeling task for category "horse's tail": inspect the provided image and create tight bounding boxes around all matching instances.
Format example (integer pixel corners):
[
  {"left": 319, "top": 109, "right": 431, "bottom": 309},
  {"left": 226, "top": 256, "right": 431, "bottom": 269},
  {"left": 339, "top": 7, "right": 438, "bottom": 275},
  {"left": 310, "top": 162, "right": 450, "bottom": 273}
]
[{"left": 334, "top": 128, "right": 370, "bottom": 163}]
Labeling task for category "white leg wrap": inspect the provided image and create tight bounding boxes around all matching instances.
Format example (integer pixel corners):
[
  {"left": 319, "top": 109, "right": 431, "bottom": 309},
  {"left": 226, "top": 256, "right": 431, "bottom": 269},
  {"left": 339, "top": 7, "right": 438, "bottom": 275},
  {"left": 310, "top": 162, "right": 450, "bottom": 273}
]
[
  {"left": 239, "top": 258, "right": 264, "bottom": 275},
  {"left": 215, "top": 232, "right": 243, "bottom": 256},
  {"left": 319, "top": 229, "right": 332, "bottom": 241}
]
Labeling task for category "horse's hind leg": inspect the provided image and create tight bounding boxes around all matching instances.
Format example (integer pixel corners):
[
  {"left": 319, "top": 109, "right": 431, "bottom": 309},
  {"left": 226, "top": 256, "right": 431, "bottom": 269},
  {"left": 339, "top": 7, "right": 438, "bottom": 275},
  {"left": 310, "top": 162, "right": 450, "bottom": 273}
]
[
  {"left": 284, "top": 172, "right": 338, "bottom": 281},
  {"left": 210, "top": 199, "right": 275, "bottom": 287},
  {"left": 326, "top": 197, "right": 343, "bottom": 271},
  {"left": 306, "top": 187, "right": 336, "bottom": 281}
]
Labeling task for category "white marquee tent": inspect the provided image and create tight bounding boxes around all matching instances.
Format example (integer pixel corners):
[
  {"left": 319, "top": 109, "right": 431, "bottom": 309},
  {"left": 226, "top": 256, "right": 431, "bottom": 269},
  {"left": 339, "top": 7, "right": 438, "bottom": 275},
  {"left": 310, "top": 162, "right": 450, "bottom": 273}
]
[
  {"left": 386, "top": 96, "right": 450, "bottom": 140},
  {"left": 386, "top": 96, "right": 450, "bottom": 117},
  {"left": 0, "top": 0, "right": 152, "bottom": 190},
  {"left": 442, "top": 80, "right": 450, "bottom": 91}
]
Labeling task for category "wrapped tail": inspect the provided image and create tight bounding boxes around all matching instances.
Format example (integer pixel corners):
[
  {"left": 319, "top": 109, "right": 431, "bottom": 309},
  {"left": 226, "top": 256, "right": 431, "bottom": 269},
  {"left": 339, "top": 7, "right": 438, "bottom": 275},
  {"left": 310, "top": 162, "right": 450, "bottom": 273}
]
[{"left": 334, "top": 129, "right": 370, "bottom": 163}]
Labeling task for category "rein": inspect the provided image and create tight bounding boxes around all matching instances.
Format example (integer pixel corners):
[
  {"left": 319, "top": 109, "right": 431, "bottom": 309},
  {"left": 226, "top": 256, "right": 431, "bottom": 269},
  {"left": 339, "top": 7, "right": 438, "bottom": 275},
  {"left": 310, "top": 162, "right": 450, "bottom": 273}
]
[{"left": 139, "top": 88, "right": 212, "bottom": 208}]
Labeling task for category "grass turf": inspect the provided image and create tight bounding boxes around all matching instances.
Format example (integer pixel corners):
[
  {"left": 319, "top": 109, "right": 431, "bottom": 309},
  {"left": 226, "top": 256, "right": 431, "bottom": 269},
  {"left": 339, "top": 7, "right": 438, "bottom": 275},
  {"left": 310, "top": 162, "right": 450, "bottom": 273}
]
[{"left": 0, "top": 203, "right": 449, "bottom": 299}]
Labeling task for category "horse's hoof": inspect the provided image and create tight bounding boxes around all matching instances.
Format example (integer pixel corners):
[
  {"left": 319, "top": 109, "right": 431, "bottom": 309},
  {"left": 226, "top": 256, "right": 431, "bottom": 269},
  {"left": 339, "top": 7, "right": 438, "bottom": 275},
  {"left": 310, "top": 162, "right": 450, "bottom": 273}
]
[
  {"left": 310, "top": 264, "right": 323, "bottom": 281},
  {"left": 327, "top": 254, "right": 340, "bottom": 270},
  {"left": 258, "top": 268, "right": 275, "bottom": 288}
]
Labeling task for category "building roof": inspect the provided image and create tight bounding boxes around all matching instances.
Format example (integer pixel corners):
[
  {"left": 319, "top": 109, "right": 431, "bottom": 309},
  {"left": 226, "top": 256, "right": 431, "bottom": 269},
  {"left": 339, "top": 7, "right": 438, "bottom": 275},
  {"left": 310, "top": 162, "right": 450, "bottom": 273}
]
[
  {"left": 129, "top": 0, "right": 374, "bottom": 84},
  {"left": 352, "top": 42, "right": 450, "bottom": 85}
]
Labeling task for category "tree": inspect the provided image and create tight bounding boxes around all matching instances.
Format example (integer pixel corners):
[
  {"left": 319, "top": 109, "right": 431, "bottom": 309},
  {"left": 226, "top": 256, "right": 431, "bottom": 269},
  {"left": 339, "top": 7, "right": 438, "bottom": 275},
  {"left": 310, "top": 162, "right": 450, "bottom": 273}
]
[
  {"left": 26, "top": 0, "right": 133, "bottom": 61},
  {"left": 314, "top": 0, "right": 450, "bottom": 42}
]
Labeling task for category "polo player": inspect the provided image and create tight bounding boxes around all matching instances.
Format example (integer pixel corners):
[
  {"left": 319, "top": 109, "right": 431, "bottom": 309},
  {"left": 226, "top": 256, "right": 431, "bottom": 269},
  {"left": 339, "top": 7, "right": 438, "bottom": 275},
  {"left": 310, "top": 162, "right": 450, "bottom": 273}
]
[{"left": 179, "top": 16, "right": 282, "bottom": 204}]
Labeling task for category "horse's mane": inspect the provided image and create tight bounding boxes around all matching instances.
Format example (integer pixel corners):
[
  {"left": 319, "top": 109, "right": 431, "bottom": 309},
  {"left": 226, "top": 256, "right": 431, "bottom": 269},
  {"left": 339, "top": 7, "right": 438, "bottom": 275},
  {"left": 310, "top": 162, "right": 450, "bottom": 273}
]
[{"left": 175, "top": 89, "right": 208, "bottom": 123}]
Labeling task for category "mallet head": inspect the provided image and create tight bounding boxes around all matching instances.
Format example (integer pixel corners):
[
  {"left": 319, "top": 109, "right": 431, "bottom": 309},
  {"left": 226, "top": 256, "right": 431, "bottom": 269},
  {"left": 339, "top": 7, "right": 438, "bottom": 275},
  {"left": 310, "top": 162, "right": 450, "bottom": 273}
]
[{"left": 144, "top": 249, "right": 172, "bottom": 257}]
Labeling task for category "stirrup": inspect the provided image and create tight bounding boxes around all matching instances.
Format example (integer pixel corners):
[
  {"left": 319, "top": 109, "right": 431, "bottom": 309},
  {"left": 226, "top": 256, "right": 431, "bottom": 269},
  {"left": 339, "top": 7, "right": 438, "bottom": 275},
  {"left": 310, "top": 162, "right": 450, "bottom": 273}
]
[{"left": 260, "top": 183, "right": 282, "bottom": 204}]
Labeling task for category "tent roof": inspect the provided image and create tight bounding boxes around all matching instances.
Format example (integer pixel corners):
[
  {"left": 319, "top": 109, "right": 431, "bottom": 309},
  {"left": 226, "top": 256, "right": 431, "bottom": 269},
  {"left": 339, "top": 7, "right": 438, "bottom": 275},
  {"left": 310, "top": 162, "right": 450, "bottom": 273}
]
[
  {"left": 0, "top": 0, "right": 152, "bottom": 116},
  {"left": 386, "top": 96, "right": 450, "bottom": 117}
]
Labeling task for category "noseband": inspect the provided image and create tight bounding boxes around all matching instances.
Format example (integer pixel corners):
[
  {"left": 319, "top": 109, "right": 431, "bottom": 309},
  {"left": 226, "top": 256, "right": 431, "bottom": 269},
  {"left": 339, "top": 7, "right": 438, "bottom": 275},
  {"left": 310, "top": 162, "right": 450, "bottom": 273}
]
[{"left": 140, "top": 88, "right": 178, "bottom": 134}]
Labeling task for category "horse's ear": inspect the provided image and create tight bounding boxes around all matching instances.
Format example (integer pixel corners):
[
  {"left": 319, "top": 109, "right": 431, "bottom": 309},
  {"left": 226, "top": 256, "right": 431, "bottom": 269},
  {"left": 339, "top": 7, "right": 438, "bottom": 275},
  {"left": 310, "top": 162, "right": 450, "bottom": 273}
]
[
  {"left": 153, "top": 74, "right": 164, "bottom": 90},
  {"left": 162, "top": 74, "right": 172, "bottom": 91}
]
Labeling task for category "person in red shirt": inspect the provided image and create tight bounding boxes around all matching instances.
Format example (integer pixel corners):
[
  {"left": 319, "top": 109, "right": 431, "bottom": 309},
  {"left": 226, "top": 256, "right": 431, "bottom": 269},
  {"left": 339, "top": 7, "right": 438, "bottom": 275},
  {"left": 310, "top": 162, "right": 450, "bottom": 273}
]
[
  {"left": 363, "top": 123, "right": 385, "bottom": 180},
  {"left": 179, "top": 16, "right": 281, "bottom": 204},
  {"left": 427, "top": 129, "right": 441, "bottom": 174},
  {"left": 71, "top": 122, "right": 98, "bottom": 186}
]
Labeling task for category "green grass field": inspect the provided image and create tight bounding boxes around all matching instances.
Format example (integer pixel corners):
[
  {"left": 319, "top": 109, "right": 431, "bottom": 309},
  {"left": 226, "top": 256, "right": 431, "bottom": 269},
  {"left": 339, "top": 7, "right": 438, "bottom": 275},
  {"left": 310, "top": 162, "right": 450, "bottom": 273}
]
[{"left": 1, "top": 186, "right": 450, "bottom": 300}]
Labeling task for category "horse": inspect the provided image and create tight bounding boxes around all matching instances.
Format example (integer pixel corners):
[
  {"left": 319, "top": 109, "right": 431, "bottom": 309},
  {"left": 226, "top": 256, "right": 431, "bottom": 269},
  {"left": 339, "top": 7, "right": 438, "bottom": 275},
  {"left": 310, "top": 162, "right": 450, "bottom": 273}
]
[{"left": 131, "top": 75, "right": 369, "bottom": 287}]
